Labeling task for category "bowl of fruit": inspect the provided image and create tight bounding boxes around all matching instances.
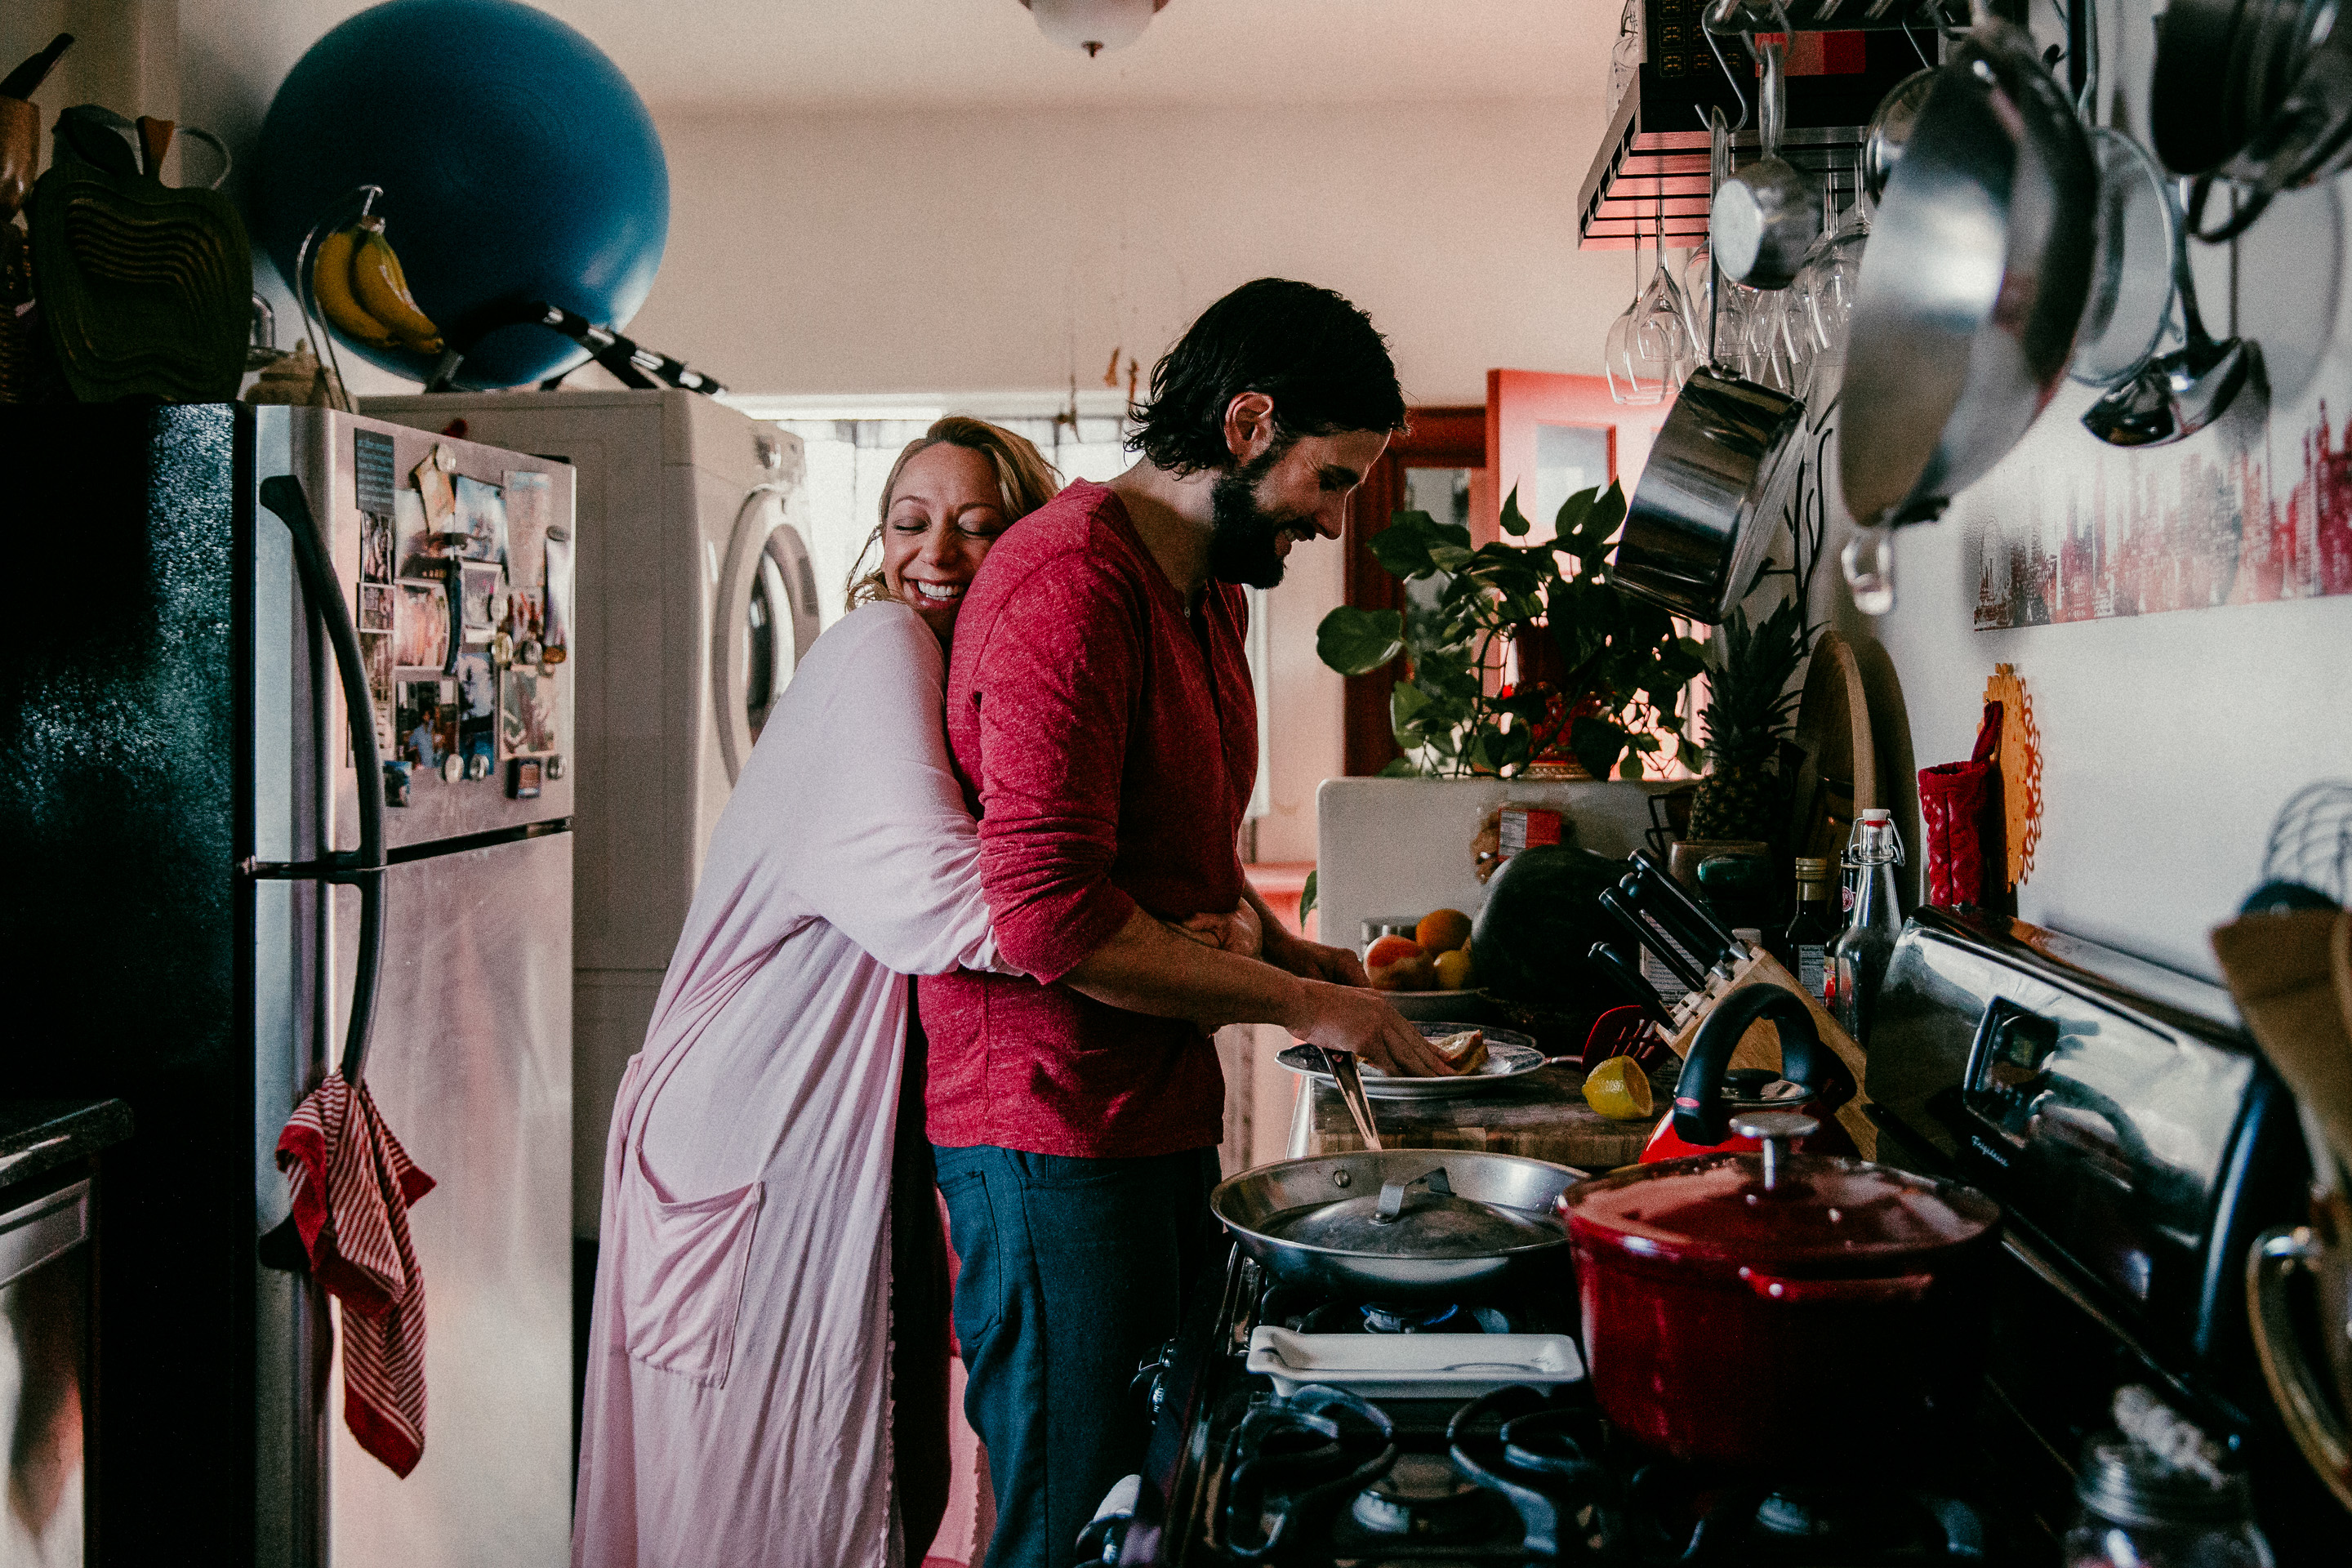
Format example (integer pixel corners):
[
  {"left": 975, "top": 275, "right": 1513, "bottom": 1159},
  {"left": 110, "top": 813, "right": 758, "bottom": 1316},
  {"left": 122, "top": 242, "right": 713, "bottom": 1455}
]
[{"left": 1364, "top": 909, "right": 1494, "bottom": 1022}]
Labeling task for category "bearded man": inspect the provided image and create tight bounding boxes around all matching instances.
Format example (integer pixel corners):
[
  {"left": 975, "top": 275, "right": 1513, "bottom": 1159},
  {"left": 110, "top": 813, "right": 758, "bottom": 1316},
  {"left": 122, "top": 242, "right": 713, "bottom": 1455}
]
[{"left": 922, "top": 278, "right": 1446, "bottom": 1565}]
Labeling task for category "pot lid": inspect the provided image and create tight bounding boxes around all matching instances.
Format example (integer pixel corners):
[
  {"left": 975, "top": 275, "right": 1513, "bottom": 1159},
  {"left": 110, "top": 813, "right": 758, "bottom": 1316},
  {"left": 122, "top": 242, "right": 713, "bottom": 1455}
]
[
  {"left": 1263, "top": 1166, "right": 1560, "bottom": 1258},
  {"left": 1561, "top": 1114, "right": 1998, "bottom": 1272}
]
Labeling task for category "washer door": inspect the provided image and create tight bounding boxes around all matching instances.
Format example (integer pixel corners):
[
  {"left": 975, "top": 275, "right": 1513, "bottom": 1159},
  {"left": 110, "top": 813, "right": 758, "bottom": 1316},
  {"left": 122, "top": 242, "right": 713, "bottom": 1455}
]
[{"left": 715, "top": 485, "right": 821, "bottom": 783}]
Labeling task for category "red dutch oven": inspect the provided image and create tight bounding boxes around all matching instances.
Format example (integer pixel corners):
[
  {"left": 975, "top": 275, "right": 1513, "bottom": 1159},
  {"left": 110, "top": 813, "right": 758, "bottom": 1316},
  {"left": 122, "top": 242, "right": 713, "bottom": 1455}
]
[{"left": 1558, "top": 1110, "right": 2002, "bottom": 1472}]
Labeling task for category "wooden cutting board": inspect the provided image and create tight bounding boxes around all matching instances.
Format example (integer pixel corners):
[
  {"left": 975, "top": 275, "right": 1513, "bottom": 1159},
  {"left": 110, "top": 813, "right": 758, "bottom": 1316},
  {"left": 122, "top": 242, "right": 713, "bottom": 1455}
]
[
  {"left": 1788, "top": 630, "right": 1878, "bottom": 863},
  {"left": 1292, "top": 1064, "right": 1669, "bottom": 1170}
]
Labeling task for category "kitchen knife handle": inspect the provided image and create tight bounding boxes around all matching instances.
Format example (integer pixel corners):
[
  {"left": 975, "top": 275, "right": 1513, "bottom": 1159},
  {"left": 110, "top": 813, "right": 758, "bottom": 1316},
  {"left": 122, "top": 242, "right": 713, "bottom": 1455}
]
[
  {"left": 1599, "top": 888, "right": 1709, "bottom": 992},
  {"left": 1633, "top": 849, "right": 1745, "bottom": 960},
  {"left": 1589, "top": 942, "right": 1677, "bottom": 1028}
]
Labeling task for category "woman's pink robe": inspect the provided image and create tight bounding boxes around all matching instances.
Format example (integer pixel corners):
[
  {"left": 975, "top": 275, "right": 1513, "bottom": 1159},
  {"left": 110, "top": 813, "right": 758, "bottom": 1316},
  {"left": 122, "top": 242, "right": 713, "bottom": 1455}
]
[{"left": 572, "top": 602, "right": 1004, "bottom": 1568}]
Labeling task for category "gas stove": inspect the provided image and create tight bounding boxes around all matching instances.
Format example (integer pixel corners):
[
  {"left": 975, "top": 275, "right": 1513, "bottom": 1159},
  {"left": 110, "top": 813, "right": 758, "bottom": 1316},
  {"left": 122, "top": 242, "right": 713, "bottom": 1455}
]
[{"left": 1104, "top": 1250, "right": 2005, "bottom": 1567}]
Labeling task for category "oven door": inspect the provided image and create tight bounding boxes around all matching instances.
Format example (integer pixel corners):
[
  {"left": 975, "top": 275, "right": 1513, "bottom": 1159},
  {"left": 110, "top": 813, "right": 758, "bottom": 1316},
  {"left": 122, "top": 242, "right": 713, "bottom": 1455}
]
[{"left": 0, "top": 1179, "right": 91, "bottom": 1565}]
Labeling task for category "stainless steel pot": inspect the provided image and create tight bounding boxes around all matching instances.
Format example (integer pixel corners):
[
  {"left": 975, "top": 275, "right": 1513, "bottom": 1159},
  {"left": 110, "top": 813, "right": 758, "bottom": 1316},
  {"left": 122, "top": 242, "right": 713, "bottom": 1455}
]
[
  {"left": 1609, "top": 368, "right": 1804, "bottom": 623},
  {"left": 1212, "top": 1150, "right": 1579, "bottom": 1303},
  {"left": 1839, "top": 16, "right": 2097, "bottom": 534}
]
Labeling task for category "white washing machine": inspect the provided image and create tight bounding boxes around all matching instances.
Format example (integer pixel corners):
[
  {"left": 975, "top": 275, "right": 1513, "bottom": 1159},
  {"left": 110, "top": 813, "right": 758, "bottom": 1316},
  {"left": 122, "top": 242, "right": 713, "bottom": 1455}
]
[{"left": 363, "top": 390, "right": 822, "bottom": 1235}]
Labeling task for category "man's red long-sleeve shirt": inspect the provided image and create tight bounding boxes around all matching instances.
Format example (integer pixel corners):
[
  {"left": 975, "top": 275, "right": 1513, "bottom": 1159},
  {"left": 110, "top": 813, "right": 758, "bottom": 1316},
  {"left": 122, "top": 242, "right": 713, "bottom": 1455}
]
[{"left": 920, "top": 480, "right": 1255, "bottom": 1157}]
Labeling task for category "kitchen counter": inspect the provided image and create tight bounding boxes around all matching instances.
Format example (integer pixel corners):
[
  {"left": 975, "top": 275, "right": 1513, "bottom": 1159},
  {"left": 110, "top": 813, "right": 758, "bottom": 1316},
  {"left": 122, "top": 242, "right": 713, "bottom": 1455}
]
[
  {"left": 0, "top": 1099, "right": 132, "bottom": 1192},
  {"left": 1286, "top": 1062, "right": 1673, "bottom": 1169}
]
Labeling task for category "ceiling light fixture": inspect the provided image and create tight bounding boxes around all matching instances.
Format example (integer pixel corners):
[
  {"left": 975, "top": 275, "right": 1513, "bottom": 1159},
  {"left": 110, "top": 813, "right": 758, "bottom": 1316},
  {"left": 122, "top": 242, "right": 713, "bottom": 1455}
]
[{"left": 1020, "top": 0, "right": 1169, "bottom": 58}]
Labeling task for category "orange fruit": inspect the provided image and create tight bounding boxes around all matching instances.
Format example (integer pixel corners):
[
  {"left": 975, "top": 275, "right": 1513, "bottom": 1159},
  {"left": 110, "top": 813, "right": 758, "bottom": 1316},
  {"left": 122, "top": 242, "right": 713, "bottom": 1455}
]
[
  {"left": 1366, "top": 935, "right": 1423, "bottom": 969},
  {"left": 1416, "top": 908, "right": 1473, "bottom": 954}
]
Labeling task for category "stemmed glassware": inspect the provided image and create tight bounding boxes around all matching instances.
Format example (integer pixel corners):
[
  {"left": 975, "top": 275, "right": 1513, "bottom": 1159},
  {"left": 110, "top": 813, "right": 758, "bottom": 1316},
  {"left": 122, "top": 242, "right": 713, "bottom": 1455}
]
[
  {"left": 1792, "top": 154, "right": 1872, "bottom": 397},
  {"left": 1606, "top": 224, "right": 1667, "bottom": 406}
]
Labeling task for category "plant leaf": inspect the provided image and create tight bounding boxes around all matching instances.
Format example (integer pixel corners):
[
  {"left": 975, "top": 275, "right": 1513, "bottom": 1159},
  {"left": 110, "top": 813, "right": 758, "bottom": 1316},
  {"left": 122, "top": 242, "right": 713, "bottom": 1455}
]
[
  {"left": 1570, "top": 715, "right": 1631, "bottom": 780},
  {"left": 1298, "top": 868, "right": 1317, "bottom": 921},
  {"left": 1379, "top": 756, "right": 1422, "bottom": 777},
  {"left": 1499, "top": 485, "right": 1531, "bottom": 537},
  {"left": 1316, "top": 607, "right": 1404, "bottom": 675}
]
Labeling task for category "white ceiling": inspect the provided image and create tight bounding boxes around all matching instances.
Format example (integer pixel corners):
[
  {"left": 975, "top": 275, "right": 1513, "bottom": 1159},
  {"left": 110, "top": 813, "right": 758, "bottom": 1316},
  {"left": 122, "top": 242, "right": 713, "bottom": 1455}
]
[{"left": 384, "top": 0, "right": 1612, "bottom": 114}]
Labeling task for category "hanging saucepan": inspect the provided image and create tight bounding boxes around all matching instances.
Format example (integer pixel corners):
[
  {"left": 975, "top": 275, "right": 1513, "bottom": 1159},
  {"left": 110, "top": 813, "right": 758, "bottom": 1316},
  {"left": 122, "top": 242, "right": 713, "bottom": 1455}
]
[
  {"left": 1560, "top": 1111, "right": 2003, "bottom": 1471},
  {"left": 2186, "top": 2, "right": 2352, "bottom": 241},
  {"left": 1212, "top": 1149, "right": 1579, "bottom": 1303},
  {"left": 1837, "top": 13, "right": 2097, "bottom": 612}
]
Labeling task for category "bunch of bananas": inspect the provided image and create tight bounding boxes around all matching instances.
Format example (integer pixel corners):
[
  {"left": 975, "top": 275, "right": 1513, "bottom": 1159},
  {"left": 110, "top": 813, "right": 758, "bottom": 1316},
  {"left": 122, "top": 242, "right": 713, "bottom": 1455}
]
[{"left": 312, "top": 216, "right": 442, "bottom": 355}]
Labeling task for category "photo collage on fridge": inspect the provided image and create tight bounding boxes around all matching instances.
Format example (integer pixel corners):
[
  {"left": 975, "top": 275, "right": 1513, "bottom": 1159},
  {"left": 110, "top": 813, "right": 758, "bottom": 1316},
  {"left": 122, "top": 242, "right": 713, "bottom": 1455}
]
[{"left": 352, "top": 427, "right": 571, "bottom": 804}]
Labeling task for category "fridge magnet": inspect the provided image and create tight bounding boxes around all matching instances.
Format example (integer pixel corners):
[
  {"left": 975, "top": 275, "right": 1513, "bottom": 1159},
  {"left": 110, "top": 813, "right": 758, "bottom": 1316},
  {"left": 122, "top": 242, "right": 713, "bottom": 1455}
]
[
  {"left": 359, "top": 583, "right": 394, "bottom": 634},
  {"left": 503, "top": 470, "right": 552, "bottom": 591},
  {"left": 501, "top": 666, "right": 558, "bottom": 756},
  {"left": 506, "top": 757, "right": 542, "bottom": 800},
  {"left": 542, "top": 532, "right": 573, "bottom": 666},
  {"left": 393, "top": 578, "right": 451, "bottom": 670},
  {"left": 507, "top": 586, "right": 545, "bottom": 644},
  {"left": 411, "top": 448, "right": 456, "bottom": 533},
  {"left": 363, "top": 631, "right": 395, "bottom": 746},
  {"left": 392, "top": 488, "right": 438, "bottom": 574},
  {"left": 395, "top": 679, "right": 456, "bottom": 769},
  {"left": 359, "top": 510, "right": 395, "bottom": 584},
  {"left": 458, "top": 561, "right": 502, "bottom": 645},
  {"left": 457, "top": 649, "right": 498, "bottom": 768},
  {"left": 452, "top": 474, "right": 510, "bottom": 565},
  {"left": 354, "top": 428, "right": 398, "bottom": 516},
  {"left": 382, "top": 760, "right": 412, "bottom": 808}
]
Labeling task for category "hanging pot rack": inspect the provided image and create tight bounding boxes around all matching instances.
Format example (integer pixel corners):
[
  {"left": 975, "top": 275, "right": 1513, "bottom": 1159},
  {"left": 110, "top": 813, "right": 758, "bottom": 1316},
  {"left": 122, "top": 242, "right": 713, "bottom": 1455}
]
[{"left": 1577, "top": 0, "right": 1966, "bottom": 251}]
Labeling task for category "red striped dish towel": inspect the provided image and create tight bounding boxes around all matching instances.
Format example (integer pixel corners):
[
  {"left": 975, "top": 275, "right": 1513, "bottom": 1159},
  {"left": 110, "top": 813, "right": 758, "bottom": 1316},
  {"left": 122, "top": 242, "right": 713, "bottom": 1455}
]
[{"left": 276, "top": 1072, "right": 437, "bottom": 1477}]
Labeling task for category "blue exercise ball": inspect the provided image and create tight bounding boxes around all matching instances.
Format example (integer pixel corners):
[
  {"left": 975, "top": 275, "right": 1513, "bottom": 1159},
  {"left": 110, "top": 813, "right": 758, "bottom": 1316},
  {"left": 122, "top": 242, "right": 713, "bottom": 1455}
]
[{"left": 253, "top": 0, "right": 668, "bottom": 390}]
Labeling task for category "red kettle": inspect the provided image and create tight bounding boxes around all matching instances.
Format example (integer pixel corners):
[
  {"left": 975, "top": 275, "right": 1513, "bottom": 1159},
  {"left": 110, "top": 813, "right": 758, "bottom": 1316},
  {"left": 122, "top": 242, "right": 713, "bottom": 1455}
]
[{"left": 1640, "top": 984, "right": 1858, "bottom": 1162}]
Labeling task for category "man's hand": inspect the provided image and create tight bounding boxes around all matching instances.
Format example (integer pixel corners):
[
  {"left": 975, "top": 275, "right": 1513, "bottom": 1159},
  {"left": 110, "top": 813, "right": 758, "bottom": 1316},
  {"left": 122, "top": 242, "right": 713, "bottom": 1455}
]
[
  {"left": 1285, "top": 981, "right": 1454, "bottom": 1077},
  {"left": 1262, "top": 924, "right": 1370, "bottom": 987}
]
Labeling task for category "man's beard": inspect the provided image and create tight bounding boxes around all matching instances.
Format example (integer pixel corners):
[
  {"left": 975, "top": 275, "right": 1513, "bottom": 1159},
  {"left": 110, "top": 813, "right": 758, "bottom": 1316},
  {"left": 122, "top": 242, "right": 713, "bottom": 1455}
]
[{"left": 1207, "top": 443, "right": 1313, "bottom": 589}]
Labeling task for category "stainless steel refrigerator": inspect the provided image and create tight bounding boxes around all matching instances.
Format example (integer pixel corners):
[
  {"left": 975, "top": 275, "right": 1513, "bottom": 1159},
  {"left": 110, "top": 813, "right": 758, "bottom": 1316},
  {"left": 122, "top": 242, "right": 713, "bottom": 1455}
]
[{"left": 0, "top": 403, "right": 574, "bottom": 1566}]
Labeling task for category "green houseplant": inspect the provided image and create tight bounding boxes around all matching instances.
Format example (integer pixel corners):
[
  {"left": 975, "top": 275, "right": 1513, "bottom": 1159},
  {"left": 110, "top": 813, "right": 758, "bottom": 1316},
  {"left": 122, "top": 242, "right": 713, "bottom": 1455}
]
[{"left": 1317, "top": 483, "right": 1708, "bottom": 780}]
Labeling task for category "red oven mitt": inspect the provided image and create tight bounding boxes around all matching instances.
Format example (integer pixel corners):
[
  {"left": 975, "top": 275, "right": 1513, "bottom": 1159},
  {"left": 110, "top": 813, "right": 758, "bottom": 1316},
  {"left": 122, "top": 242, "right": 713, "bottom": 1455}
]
[{"left": 1918, "top": 702, "right": 2007, "bottom": 909}]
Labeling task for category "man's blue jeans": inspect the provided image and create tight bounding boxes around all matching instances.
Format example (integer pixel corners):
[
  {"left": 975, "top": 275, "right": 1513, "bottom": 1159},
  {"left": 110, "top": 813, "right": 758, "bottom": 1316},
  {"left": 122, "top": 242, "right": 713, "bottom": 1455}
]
[{"left": 933, "top": 1144, "right": 1223, "bottom": 1568}]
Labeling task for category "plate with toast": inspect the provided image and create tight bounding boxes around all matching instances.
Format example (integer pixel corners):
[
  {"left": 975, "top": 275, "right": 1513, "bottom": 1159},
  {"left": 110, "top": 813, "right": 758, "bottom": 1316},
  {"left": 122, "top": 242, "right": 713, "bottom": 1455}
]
[{"left": 1276, "top": 1023, "right": 1554, "bottom": 1098}]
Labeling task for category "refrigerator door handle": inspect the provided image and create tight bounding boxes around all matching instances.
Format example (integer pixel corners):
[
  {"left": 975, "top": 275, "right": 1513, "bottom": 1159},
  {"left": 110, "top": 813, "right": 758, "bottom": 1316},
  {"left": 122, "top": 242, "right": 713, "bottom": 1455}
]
[{"left": 258, "top": 474, "right": 386, "bottom": 1089}]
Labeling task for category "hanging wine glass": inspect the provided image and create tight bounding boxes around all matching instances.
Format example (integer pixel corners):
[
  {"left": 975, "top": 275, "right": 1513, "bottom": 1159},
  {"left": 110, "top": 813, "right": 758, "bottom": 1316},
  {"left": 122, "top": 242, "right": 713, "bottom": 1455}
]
[
  {"left": 1797, "top": 153, "right": 1872, "bottom": 377},
  {"left": 1606, "top": 223, "right": 1667, "bottom": 406},
  {"left": 1633, "top": 199, "right": 1695, "bottom": 391}
]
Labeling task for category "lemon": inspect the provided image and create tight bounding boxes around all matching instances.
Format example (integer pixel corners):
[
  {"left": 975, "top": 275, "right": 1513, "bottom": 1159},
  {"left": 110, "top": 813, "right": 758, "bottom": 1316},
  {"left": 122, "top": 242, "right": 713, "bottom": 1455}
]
[
  {"left": 1581, "top": 1056, "right": 1655, "bottom": 1120},
  {"left": 1432, "top": 947, "right": 1474, "bottom": 990}
]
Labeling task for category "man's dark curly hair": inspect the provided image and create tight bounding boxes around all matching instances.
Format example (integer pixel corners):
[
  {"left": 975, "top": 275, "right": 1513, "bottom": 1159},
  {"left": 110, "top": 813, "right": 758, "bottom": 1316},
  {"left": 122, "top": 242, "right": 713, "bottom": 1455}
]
[{"left": 1126, "top": 278, "right": 1406, "bottom": 476}]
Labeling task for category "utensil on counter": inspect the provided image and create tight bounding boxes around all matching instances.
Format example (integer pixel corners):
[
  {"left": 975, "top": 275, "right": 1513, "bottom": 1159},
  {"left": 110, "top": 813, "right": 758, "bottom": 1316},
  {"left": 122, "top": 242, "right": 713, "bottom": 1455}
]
[
  {"left": 1214, "top": 1149, "right": 1579, "bottom": 1303},
  {"left": 1838, "top": 14, "right": 2097, "bottom": 612},
  {"left": 1639, "top": 983, "right": 1857, "bottom": 1161},
  {"left": 2082, "top": 179, "right": 2265, "bottom": 446},
  {"left": 1318, "top": 1045, "right": 1383, "bottom": 1149},
  {"left": 1558, "top": 1110, "right": 2002, "bottom": 1470},
  {"left": 1861, "top": 67, "right": 1938, "bottom": 203},
  {"left": 1710, "top": 28, "right": 1821, "bottom": 291}
]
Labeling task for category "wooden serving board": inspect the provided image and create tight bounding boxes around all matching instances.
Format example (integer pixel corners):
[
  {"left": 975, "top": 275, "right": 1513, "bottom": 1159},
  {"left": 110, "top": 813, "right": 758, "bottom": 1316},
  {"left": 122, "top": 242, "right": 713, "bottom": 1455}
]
[
  {"left": 1789, "top": 630, "right": 1878, "bottom": 862},
  {"left": 1293, "top": 1065, "right": 1669, "bottom": 1170}
]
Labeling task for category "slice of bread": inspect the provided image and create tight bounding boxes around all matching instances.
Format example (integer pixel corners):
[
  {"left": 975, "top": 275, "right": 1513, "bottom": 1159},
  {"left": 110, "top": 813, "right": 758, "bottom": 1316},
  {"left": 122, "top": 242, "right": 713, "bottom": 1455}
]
[{"left": 1428, "top": 1028, "right": 1487, "bottom": 1076}]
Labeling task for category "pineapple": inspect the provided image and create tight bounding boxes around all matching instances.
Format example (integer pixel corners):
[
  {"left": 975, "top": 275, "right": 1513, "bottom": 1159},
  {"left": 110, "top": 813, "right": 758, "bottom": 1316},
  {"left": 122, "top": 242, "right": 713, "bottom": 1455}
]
[{"left": 1687, "top": 596, "right": 1807, "bottom": 842}]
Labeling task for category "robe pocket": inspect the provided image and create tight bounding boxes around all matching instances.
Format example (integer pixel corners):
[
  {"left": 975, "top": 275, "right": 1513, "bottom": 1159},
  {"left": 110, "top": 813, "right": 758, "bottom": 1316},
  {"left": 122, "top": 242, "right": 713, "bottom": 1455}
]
[{"left": 617, "top": 1177, "right": 764, "bottom": 1388}]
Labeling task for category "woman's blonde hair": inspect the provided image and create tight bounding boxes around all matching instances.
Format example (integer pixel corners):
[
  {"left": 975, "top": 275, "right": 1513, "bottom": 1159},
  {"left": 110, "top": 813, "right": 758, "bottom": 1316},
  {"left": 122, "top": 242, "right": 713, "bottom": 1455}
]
[{"left": 845, "top": 417, "right": 1062, "bottom": 610}]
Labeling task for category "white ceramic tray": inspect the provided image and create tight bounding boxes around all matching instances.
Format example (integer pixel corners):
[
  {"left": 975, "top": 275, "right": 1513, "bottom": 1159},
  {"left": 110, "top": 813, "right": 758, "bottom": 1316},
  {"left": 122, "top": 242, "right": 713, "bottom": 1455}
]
[{"left": 1245, "top": 1326, "right": 1586, "bottom": 1399}]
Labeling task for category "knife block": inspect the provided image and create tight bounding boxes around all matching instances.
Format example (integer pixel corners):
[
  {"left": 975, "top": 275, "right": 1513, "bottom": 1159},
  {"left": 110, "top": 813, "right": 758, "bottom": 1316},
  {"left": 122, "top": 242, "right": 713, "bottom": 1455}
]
[{"left": 1663, "top": 945, "right": 1877, "bottom": 1159}]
